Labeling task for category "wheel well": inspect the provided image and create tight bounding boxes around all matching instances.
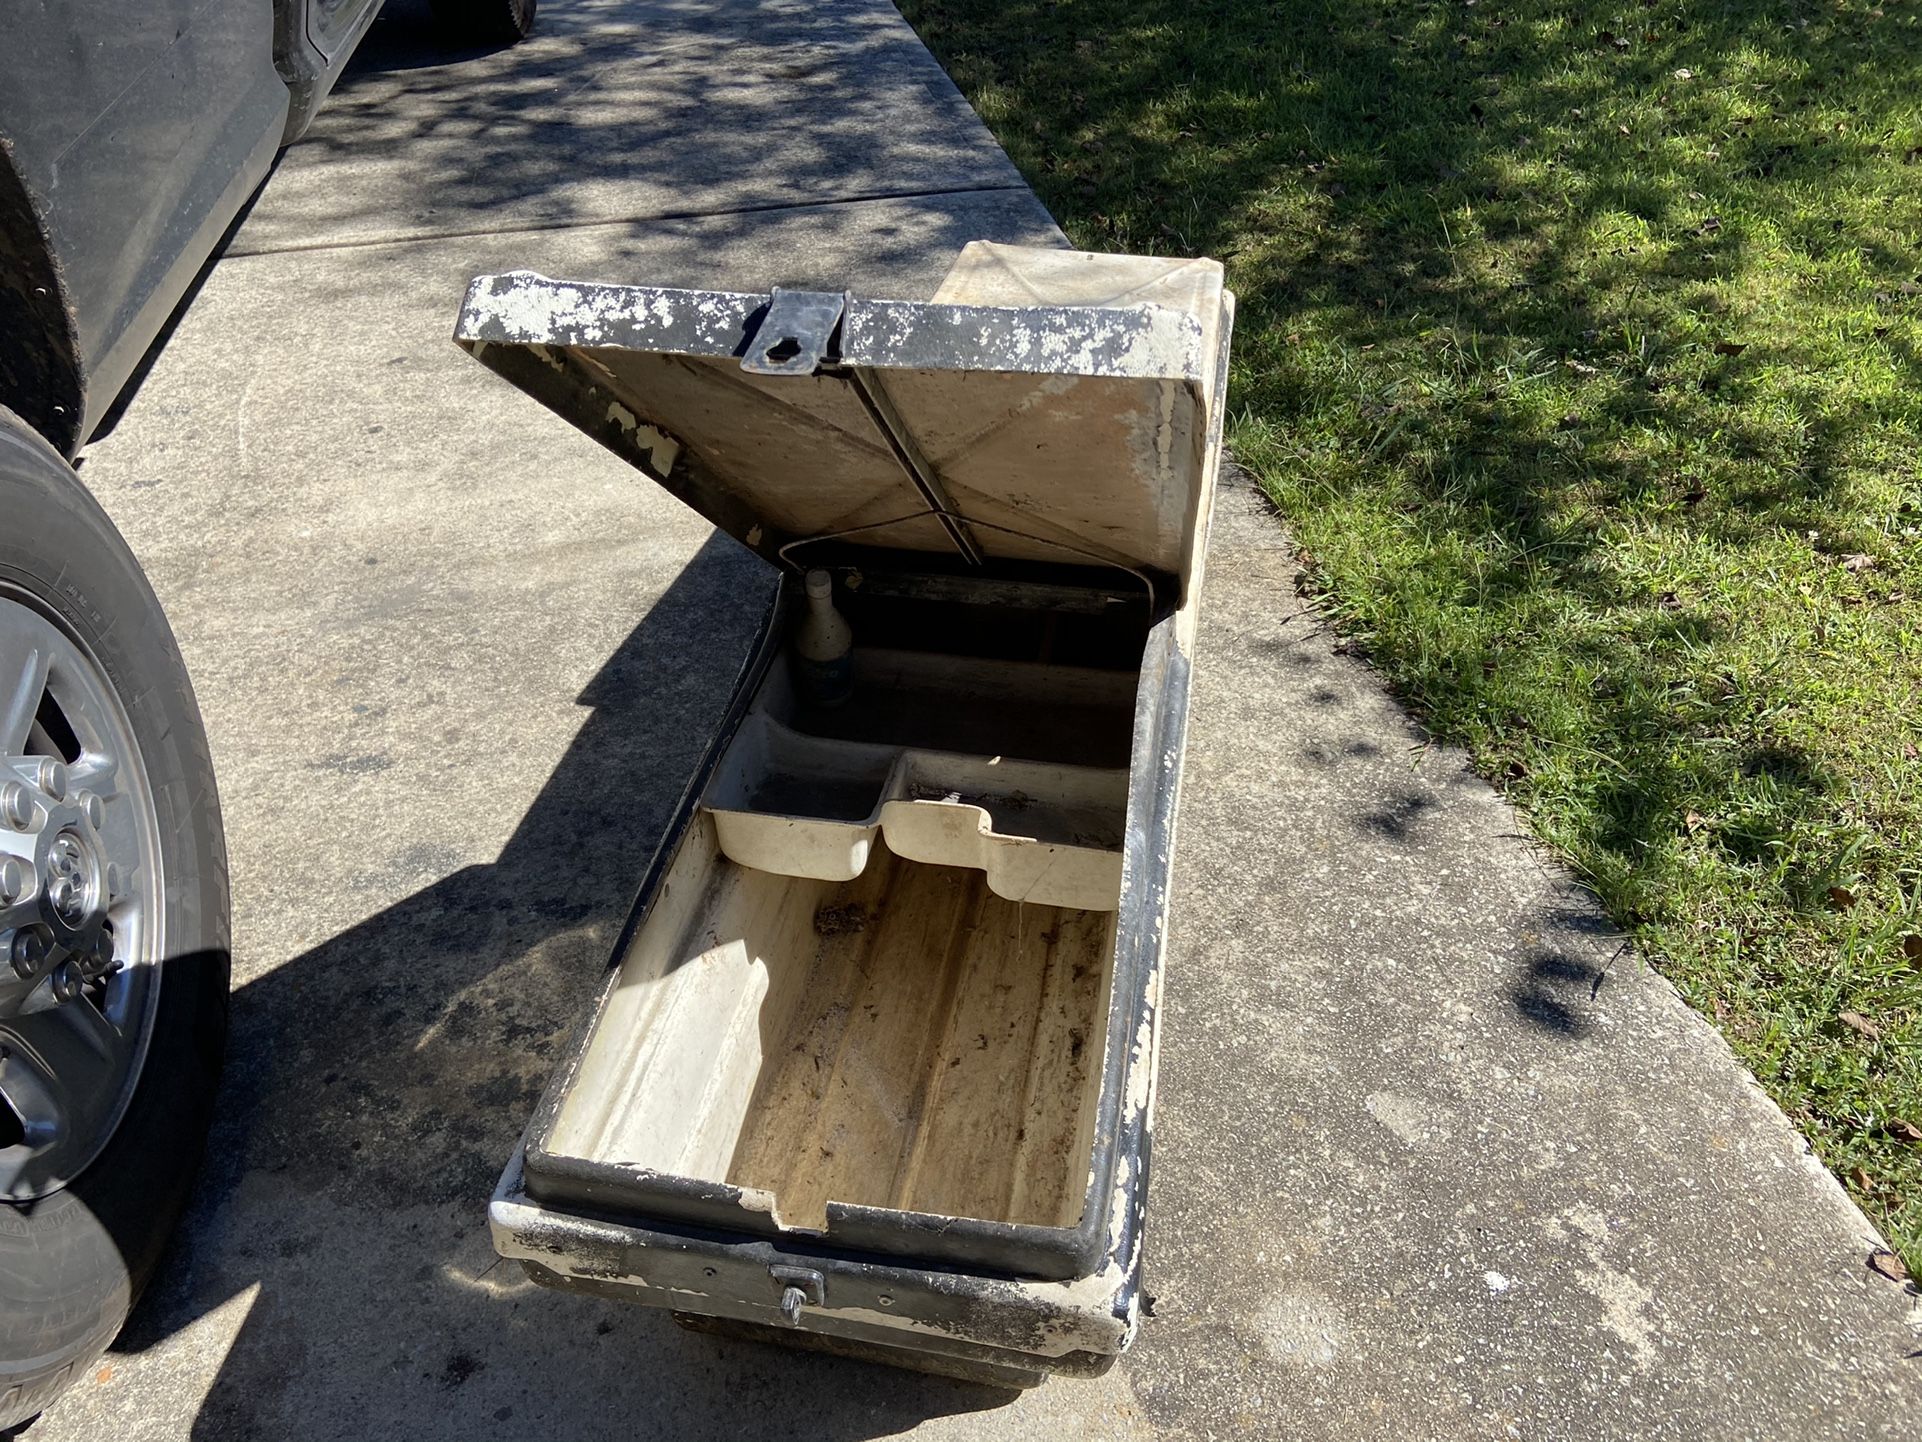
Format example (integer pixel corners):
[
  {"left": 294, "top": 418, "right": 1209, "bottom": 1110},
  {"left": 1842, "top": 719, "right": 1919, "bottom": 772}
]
[{"left": 0, "top": 137, "right": 84, "bottom": 457}]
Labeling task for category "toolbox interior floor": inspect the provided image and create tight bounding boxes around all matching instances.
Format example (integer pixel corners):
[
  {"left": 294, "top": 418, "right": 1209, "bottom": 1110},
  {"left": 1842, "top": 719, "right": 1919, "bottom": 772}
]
[{"left": 724, "top": 843, "right": 1116, "bottom": 1230}]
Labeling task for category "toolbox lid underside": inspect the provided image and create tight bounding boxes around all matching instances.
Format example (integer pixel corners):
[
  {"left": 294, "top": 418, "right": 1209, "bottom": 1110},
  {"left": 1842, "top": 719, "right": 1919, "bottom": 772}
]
[{"left": 454, "top": 245, "right": 1230, "bottom": 595}]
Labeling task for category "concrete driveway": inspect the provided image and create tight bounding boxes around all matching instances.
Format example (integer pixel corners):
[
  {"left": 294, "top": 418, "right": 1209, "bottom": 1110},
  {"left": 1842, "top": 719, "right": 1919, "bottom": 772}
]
[{"left": 41, "top": 1, "right": 1921, "bottom": 1438}]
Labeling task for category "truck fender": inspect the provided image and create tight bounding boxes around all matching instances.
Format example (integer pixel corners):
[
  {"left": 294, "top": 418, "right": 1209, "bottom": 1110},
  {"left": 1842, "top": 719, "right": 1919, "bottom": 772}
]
[{"left": 0, "top": 137, "right": 84, "bottom": 457}]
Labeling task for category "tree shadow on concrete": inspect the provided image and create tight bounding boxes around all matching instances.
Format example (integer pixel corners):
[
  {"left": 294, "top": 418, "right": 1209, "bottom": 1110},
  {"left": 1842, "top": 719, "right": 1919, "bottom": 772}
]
[
  {"left": 228, "top": 0, "right": 1037, "bottom": 261},
  {"left": 108, "top": 533, "right": 1013, "bottom": 1438},
  {"left": 898, "top": 0, "right": 1922, "bottom": 1054}
]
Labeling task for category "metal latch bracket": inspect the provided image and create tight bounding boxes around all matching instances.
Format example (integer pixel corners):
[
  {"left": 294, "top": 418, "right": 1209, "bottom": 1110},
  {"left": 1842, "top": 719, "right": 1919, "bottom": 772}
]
[
  {"left": 741, "top": 289, "right": 847, "bottom": 376},
  {"left": 768, "top": 1264, "right": 825, "bottom": 1326}
]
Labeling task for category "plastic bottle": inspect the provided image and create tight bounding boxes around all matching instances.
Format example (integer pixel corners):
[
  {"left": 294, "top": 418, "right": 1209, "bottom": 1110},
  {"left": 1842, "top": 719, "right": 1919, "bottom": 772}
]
[{"left": 795, "top": 568, "right": 854, "bottom": 707}]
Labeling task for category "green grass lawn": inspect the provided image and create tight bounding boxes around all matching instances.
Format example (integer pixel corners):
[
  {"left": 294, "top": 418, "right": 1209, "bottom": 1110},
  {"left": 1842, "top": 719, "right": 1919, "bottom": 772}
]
[{"left": 899, "top": 0, "right": 1922, "bottom": 1270}]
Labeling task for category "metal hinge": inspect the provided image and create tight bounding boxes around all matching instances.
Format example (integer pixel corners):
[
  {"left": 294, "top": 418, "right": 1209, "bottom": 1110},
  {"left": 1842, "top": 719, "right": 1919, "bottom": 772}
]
[{"left": 741, "top": 289, "right": 847, "bottom": 376}]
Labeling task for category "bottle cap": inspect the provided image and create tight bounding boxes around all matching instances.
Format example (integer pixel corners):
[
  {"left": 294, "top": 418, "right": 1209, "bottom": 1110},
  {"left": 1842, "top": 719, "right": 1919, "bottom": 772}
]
[{"left": 805, "top": 569, "right": 833, "bottom": 599}]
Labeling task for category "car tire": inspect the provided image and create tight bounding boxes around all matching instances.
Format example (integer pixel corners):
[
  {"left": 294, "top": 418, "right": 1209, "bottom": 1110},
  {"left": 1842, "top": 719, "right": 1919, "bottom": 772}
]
[
  {"left": 431, "top": 0, "right": 537, "bottom": 46},
  {"left": 0, "top": 409, "right": 230, "bottom": 1434}
]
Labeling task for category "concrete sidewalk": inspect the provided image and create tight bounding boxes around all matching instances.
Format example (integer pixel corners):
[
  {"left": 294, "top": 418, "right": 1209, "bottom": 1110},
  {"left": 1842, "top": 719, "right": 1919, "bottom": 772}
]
[{"left": 46, "top": 1, "right": 1920, "bottom": 1437}]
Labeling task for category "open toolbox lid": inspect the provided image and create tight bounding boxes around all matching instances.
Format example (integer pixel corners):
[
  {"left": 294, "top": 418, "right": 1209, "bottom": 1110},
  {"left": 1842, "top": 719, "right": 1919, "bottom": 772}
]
[{"left": 454, "top": 244, "right": 1232, "bottom": 604}]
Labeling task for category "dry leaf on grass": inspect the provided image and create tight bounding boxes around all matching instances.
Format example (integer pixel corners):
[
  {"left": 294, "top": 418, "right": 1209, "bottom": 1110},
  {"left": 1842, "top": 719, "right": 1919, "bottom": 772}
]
[
  {"left": 1867, "top": 1250, "right": 1909, "bottom": 1283},
  {"left": 1838, "top": 1011, "right": 1881, "bottom": 1041}
]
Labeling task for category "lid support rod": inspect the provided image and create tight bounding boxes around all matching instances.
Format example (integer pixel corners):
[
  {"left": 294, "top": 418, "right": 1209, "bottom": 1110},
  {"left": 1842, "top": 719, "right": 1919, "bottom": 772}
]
[{"left": 844, "top": 368, "right": 985, "bottom": 567}]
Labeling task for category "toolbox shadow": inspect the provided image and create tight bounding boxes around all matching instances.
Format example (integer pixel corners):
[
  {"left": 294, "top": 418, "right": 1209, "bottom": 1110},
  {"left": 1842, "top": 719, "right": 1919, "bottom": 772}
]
[{"left": 113, "top": 534, "right": 1014, "bottom": 1436}]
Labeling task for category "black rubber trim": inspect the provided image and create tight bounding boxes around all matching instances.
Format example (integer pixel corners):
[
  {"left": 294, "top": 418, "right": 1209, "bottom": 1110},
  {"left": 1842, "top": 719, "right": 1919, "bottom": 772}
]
[{"left": 0, "top": 144, "right": 83, "bottom": 456}]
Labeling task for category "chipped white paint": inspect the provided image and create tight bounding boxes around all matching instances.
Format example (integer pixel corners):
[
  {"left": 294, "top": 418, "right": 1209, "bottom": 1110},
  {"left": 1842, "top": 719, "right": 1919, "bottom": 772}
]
[
  {"left": 456, "top": 271, "right": 755, "bottom": 349},
  {"left": 847, "top": 297, "right": 1202, "bottom": 380},
  {"left": 734, "top": 1187, "right": 777, "bottom": 1216},
  {"left": 1123, "top": 1014, "right": 1156, "bottom": 1122},
  {"left": 602, "top": 402, "right": 684, "bottom": 477}
]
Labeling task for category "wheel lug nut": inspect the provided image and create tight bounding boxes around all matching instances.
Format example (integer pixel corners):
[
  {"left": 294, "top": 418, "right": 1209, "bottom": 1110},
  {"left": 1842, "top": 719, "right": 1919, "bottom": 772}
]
[
  {"left": 0, "top": 782, "right": 29, "bottom": 830},
  {"left": 79, "top": 791, "right": 104, "bottom": 829},
  {"left": 0, "top": 857, "right": 22, "bottom": 904},
  {"left": 36, "top": 760, "right": 66, "bottom": 802},
  {"left": 49, "top": 960, "right": 83, "bottom": 1003},
  {"left": 9, "top": 927, "right": 51, "bottom": 980}
]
